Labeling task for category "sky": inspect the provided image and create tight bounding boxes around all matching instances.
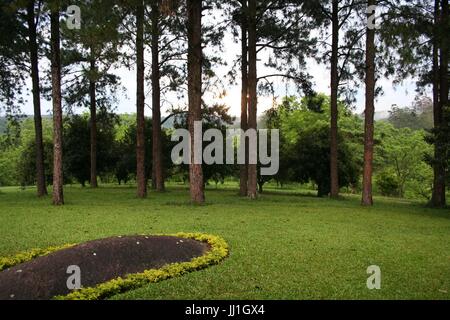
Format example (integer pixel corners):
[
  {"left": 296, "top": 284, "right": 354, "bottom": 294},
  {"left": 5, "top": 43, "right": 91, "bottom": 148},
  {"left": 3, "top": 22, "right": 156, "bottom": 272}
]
[{"left": 16, "top": 11, "right": 423, "bottom": 119}]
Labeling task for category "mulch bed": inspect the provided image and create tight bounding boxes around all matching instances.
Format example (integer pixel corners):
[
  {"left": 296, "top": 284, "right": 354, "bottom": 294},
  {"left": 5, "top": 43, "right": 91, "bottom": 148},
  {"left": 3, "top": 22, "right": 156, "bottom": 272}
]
[{"left": 0, "top": 236, "right": 210, "bottom": 300}]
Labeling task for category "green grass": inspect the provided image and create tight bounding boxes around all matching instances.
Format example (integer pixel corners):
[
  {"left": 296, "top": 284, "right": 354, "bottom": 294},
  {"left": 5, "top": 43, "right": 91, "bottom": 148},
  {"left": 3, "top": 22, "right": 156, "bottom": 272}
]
[{"left": 0, "top": 184, "right": 449, "bottom": 300}]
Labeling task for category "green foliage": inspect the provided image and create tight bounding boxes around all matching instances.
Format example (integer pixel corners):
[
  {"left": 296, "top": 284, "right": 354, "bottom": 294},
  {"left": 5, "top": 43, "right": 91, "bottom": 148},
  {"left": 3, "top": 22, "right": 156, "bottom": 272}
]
[
  {"left": 61, "top": 0, "right": 123, "bottom": 112},
  {"left": 116, "top": 117, "right": 174, "bottom": 185},
  {"left": 375, "top": 121, "right": 433, "bottom": 199},
  {"left": 376, "top": 171, "right": 401, "bottom": 197},
  {"left": 0, "top": 117, "right": 53, "bottom": 187},
  {"left": 172, "top": 104, "right": 237, "bottom": 186},
  {"left": 0, "top": 0, "right": 27, "bottom": 115},
  {"left": 63, "top": 112, "right": 120, "bottom": 186},
  {"left": 290, "top": 124, "right": 359, "bottom": 197},
  {"left": 267, "top": 95, "right": 361, "bottom": 197},
  {"left": 0, "top": 146, "right": 20, "bottom": 187},
  {"left": 0, "top": 244, "right": 75, "bottom": 272},
  {"left": 16, "top": 138, "right": 53, "bottom": 187}
]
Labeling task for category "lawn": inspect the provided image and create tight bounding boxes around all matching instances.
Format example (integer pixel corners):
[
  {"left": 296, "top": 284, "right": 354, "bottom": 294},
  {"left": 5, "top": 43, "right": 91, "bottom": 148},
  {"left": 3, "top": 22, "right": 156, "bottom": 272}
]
[{"left": 0, "top": 184, "right": 449, "bottom": 300}]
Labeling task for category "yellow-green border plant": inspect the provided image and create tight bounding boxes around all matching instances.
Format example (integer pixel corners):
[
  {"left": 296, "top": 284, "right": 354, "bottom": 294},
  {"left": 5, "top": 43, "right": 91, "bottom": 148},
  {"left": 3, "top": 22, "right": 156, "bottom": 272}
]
[
  {"left": 0, "top": 233, "right": 229, "bottom": 300},
  {"left": 0, "top": 244, "right": 76, "bottom": 271}
]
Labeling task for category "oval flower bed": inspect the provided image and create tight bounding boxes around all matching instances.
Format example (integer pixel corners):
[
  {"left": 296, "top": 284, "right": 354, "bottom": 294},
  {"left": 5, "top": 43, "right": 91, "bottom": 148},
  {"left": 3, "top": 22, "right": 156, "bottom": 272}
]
[{"left": 0, "top": 233, "right": 229, "bottom": 300}]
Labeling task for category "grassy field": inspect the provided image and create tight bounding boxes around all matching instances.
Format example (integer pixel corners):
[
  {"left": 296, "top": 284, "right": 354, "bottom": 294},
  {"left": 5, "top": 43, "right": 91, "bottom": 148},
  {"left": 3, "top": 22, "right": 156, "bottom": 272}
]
[{"left": 0, "top": 184, "right": 449, "bottom": 300}]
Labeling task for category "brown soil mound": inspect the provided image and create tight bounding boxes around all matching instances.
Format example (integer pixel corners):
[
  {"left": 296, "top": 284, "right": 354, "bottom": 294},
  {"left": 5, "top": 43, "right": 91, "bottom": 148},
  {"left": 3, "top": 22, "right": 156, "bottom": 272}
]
[{"left": 0, "top": 236, "right": 209, "bottom": 300}]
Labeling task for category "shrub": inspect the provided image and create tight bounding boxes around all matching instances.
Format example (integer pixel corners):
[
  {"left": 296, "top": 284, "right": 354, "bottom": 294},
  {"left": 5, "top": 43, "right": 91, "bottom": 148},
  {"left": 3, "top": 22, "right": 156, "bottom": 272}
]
[{"left": 376, "top": 172, "right": 400, "bottom": 197}]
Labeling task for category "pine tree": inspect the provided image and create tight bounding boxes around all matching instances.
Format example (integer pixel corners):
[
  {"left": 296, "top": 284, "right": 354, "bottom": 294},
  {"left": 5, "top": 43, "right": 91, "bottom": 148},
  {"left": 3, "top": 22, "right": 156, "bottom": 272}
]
[
  {"left": 240, "top": 0, "right": 249, "bottom": 197},
  {"left": 136, "top": 0, "right": 147, "bottom": 198},
  {"left": 151, "top": 1, "right": 164, "bottom": 192},
  {"left": 62, "top": 0, "right": 122, "bottom": 189},
  {"left": 25, "top": 0, "right": 47, "bottom": 197},
  {"left": 50, "top": 0, "right": 64, "bottom": 205},
  {"left": 380, "top": 0, "right": 449, "bottom": 207},
  {"left": 187, "top": 0, "right": 205, "bottom": 204},
  {"left": 362, "top": 0, "right": 376, "bottom": 206}
]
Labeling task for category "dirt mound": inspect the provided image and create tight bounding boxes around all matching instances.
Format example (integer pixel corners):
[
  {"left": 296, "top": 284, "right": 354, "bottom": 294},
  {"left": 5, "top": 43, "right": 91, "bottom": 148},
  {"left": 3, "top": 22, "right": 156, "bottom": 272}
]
[{"left": 0, "top": 236, "right": 209, "bottom": 300}]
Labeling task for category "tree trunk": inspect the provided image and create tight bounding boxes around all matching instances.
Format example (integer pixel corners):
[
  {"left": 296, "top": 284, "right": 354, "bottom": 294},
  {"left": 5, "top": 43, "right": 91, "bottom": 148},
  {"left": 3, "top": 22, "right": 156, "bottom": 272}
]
[
  {"left": 440, "top": 0, "right": 449, "bottom": 201},
  {"left": 187, "top": 0, "right": 205, "bottom": 204},
  {"left": 89, "top": 58, "right": 98, "bottom": 188},
  {"left": 431, "top": 0, "right": 446, "bottom": 207},
  {"left": 362, "top": 0, "right": 376, "bottom": 207},
  {"left": 247, "top": 0, "right": 258, "bottom": 199},
  {"left": 432, "top": 0, "right": 448, "bottom": 207},
  {"left": 330, "top": 0, "right": 340, "bottom": 199},
  {"left": 152, "top": 1, "right": 164, "bottom": 192},
  {"left": 26, "top": 0, "right": 47, "bottom": 197},
  {"left": 240, "top": 0, "right": 249, "bottom": 197},
  {"left": 136, "top": 0, "right": 147, "bottom": 198},
  {"left": 50, "top": 1, "right": 64, "bottom": 206}
]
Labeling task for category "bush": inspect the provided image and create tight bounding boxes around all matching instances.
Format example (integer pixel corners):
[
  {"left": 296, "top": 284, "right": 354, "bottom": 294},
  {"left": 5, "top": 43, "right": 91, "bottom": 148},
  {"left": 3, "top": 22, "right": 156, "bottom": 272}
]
[
  {"left": 16, "top": 139, "right": 53, "bottom": 187},
  {"left": 376, "top": 172, "right": 400, "bottom": 197}
]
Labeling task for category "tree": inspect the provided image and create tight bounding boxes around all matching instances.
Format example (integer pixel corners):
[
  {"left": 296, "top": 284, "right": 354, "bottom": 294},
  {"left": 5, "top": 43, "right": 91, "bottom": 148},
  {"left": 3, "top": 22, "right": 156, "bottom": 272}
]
[
  {"left": 0, "top": 1, "right": 27, "bottom": 139},
  {"left": 136, "top": 0, "right": 147, "bottom": 198},
  {"left": 246, "top": 0, "right": 257, "bottom": 199},
  {"left": 228, "top": 0, "right": 321, "bottom": 199},
  {"left": 376, "top": 123, "right": 433, "bottom": 198},
  {"left": 431, "top": 0, "right": 449, "bottom": 207},
  {"left": 292, "top": 124, "right": 359, "bottom": 197},
  {"left": 239, "top": 0, "right": 249, "bottom": 197},
  {"left": 273, "top": 94, "right": 361, "bottom": 197},
  {"left": 380, "top": 0, "right": 449, "bottom": 207},
  {"left": 62, "top": 0, "right": 122, "bottom": 189},
  {"left": 362, "top": 0, "right": 376, "bottom": 206},
  {"left": 151, "top": 1, "right": 164, "bottom": 192},
  {"left": 172, "top": 103, "right": 236, "bottom": 189},
  {"left": 17, "top": 138, "right": 53, "bottom": 189},
  {"left": 50, "top": 0, "right": 64, "bottom": 205},
  {"left": 116, "top": 115, "right": 174, "bottom": 186},
  {"left": 330, "top": 0, "right": 340, "bottom": 198},
  {"left": 25, "top": 0, "right": 47, "bottom": 196},
  {"left": 186, "top": 0, "right": 205, "bottom": 204},
  {"left": 314, "top": 0, "right": 364, "bottom": 198},
  {"left": 63, "top": 112, "right": 119, "bottom": 187}
]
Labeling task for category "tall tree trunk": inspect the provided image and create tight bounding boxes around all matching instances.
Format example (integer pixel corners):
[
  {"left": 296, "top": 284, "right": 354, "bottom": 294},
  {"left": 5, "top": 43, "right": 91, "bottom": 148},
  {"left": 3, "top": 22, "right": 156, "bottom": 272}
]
[
  {"left": 136, "top": 0, "right": 147, "bottom": 198},
  {"left": 247, "top": 0, "right": 258, "bottom": 199},
  {"left": 152, "top": 1, "right": 164, "bottom": 192},
  {"left": 50, "top": 1, "right": 64, "bottom": 205},
  {"left": 431, "top": 0, "right": 446, "bottom": 207},
  {"left": 89, "top": 58, "right": 98, "bottom": 188},
  {"left": 432, "top": 0, "right": 448, "bottom": 207},
  {"left": 187, "top": 0, "right": 205, "bottom": 204},
  {"left": 240, "top": 0, "right": 249, "bottom": 197},
  {"left": 362, "top": 0, "right": 376, "bottom": 206},
  {"left": 26, "top": 0, "right": 47, "bottom": 197},
  {"left": 440, "top": 0, "right": 449, "bottom": 202},
  {"left": 330, "top": 0, "right": 340, "bottom": 198}
]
